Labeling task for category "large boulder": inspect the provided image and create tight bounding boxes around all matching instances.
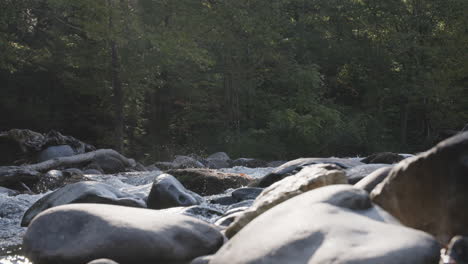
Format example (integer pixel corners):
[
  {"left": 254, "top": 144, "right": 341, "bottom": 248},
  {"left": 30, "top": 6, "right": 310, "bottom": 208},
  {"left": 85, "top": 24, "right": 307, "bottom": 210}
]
[
  {"left": 37, "top": 145, "right": 75, "bottom": 162},
  {"left": 345, "top": 163, "right": 391, "bottom": 184},
  {"left": 371, "top": 132, "right": 468, "bottom": 244},
  {"left": 147, "top": 174, "right": 201, "bottom": 210},
  {"left": 362, "top": 152, "right": 405, "bottom": 164},
  {"left": 167, "top": 169, "right": 254, "bottom": 196},
  {"left": 256, "top": 157, "right": 363, "bottom": 187},
  {"left": 21, "top": 181, "right": 146, "bottom": 227},
  {"left": 211, "top": 185, "right": 441, "bottom": 264},
  {"left": 225, "top": 164, "right": 346, "bottom": 237},
  {"left": 23, "top": 204, "right": 224, "bottom": 264}
]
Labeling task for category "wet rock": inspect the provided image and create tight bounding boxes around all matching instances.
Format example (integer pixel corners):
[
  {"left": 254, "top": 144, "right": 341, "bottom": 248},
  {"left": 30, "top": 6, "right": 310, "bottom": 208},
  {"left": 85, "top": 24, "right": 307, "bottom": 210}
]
[
  {"left": 37, "top": 145, "right": 75, "bottom": 162},
  {"left": 83, "top": 169, "right": 102, "bottom": 175},
  {"left": 231, "top": 187, "right": 263, "bottom": 202},
  {"left": 211, "top": 185, "right": 441, "bottom": 264},
  {"left": 371, "top": 132, "right": 468, "bottom": 244},
  {"left": 266, "top": 160, "right": 286, "bottom": 167},
  {"left": 355, "top": 166, "right": 392, "bottom": 193},
  {"left": 147, "top": 174, "right": 201, "bottom": 210},
  {"left": 205, "top": 159, "right": 230, "bottom": 169},
  {"left": 167, "top": 169, "right": 254, "bottom": 196},
  {"left": 362, "top": 152, "right": 405, "bottom": 164},
  {"left": 21, "top": 181, "right": 146, "bottom": 227},
  {"left": 23, "top": 204, "right": 224, "bottom": 264},
  {"left": 346, "top": 164, "right": 391, "bottom": 184},
  {"left": 225, "top": 164, "right": 346, "bottom": 238},
  {"left": 256, "top": 157, "right": 363, "bottom": 187},
  {"left": 231, "top": 158, "right": 267, "bottom": 168}
]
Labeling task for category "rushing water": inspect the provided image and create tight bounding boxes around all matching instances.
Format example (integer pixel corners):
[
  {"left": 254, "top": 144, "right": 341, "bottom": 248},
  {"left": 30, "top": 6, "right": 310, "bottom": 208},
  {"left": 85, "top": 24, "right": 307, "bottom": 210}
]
[{"left": 0, "top": 166, "right": 274, "bottom": 264}]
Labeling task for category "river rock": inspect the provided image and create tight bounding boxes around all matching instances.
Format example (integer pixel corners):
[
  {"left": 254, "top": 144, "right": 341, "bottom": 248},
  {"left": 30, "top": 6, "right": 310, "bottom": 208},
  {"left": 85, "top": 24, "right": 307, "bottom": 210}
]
[
  {"left": 362, "top": 152, "right": 405, "bottom": 164},
  {"left": 225, "top": 164, "right": 346, "bottom": 237},
  {"left": 355, "top": 166, "right": 392, "bottom": 193},
  {"left": 210, "top": 196, "right": 237, "bottom": 205},
  {"left": 231, "top": 187, "right": 263, "bottom": 202},
  {"left": 346, "top": 163, "right": 391, "bottom": 184},
  {"left": 21, "top": 181, "right": 146, "bottom": 226},
  {"left": 23, "top": 204, "right": 224, "bottom": 264},
  {"left": 37, "top": 145, "right": 75, "bottom": 162},
  {"left": 147, "top": 174, "right": 201, "bottom": 209},
  {"left": 256, "top": 157, "right": 363, "bottom": 187},
  {"left": 371, "top": 132, "right": 468, "bottom": 244},
  {"left": 211, "top": 185, "right": 440, "bottom": 264},
  {"left": 167, "top": 169, "right": 254, "bottom": 195}
]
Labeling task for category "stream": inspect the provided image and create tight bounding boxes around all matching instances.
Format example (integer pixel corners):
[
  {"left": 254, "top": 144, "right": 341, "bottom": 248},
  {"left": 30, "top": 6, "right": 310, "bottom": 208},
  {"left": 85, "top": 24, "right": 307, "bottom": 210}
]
[{"left": 0, "top": 166, "right": 275, "bottom": 264}]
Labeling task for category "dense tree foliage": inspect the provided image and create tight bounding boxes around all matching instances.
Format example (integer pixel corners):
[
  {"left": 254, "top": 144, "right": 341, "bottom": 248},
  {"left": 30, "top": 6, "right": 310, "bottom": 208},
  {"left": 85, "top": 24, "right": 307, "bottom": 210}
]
[{"left": 1, "top": 0, "right": 466, "bottom": 161}]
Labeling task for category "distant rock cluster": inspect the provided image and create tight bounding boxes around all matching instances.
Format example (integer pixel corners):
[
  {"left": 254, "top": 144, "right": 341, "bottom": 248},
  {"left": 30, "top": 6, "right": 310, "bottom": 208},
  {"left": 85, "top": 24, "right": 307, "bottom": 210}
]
[{"left": 1, "top": 128, "right": 468, "bottom": 264}]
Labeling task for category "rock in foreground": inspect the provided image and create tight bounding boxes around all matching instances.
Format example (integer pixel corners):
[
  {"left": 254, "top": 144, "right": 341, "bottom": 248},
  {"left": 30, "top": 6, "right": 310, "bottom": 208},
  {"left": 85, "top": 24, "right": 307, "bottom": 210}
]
[
  {"left": 21, "top": 181, "right": 146, "bottom": 226},
  {"left": 225, "top": 164, "right": 346, "bottom": 237},
  {"left": 371, "top": 131, "right": 468, "bottom": 244},
  {"left": 211, "top": 185, "right": 440, "bottom": 264},
  {"left": 23, "top": 204, "right": 224, "bottom": 264}
]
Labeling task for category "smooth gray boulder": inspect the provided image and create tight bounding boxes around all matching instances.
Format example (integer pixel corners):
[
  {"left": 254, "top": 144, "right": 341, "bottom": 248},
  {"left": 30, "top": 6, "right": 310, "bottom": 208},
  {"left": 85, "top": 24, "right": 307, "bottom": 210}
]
[
  {"left": 371, "top": 132, "right": 468, "bottom": 244},
  {"left": 21, "top": 181, "right": 146, "bottom": 226},
  {"left": 346, "top": 163, "right": 391, "bottom": 184},
  {"left": 147, "top": 174, "right": 201, "bottom": 209},
  {"left": 257, "top": 157, "right": 363, "bottom": 187},
  {"left": 211, "top": 185, "right": 440, "bottom": 264},
  {"left": 355, "top": 166, "right": 392, "bottom": 193},
  {"left": 37, "top": 145, "right": 75, "bottom": 162},
  {"left": 23, "top": 204, "right": 224, "bottom": 264}
]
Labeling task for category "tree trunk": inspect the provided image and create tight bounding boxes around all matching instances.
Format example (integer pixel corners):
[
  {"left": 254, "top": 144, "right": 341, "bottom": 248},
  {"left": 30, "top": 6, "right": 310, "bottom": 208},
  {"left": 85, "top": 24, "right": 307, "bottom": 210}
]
[{"left": 108, "top": 0, "right": 124, "bottom": 152}]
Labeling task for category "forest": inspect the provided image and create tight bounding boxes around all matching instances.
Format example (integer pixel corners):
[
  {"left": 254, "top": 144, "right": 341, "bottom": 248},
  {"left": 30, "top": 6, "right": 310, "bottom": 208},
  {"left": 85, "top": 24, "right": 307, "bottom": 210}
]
[{"left": 1, "top": 0, "right": 467, "bottom": 162}]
